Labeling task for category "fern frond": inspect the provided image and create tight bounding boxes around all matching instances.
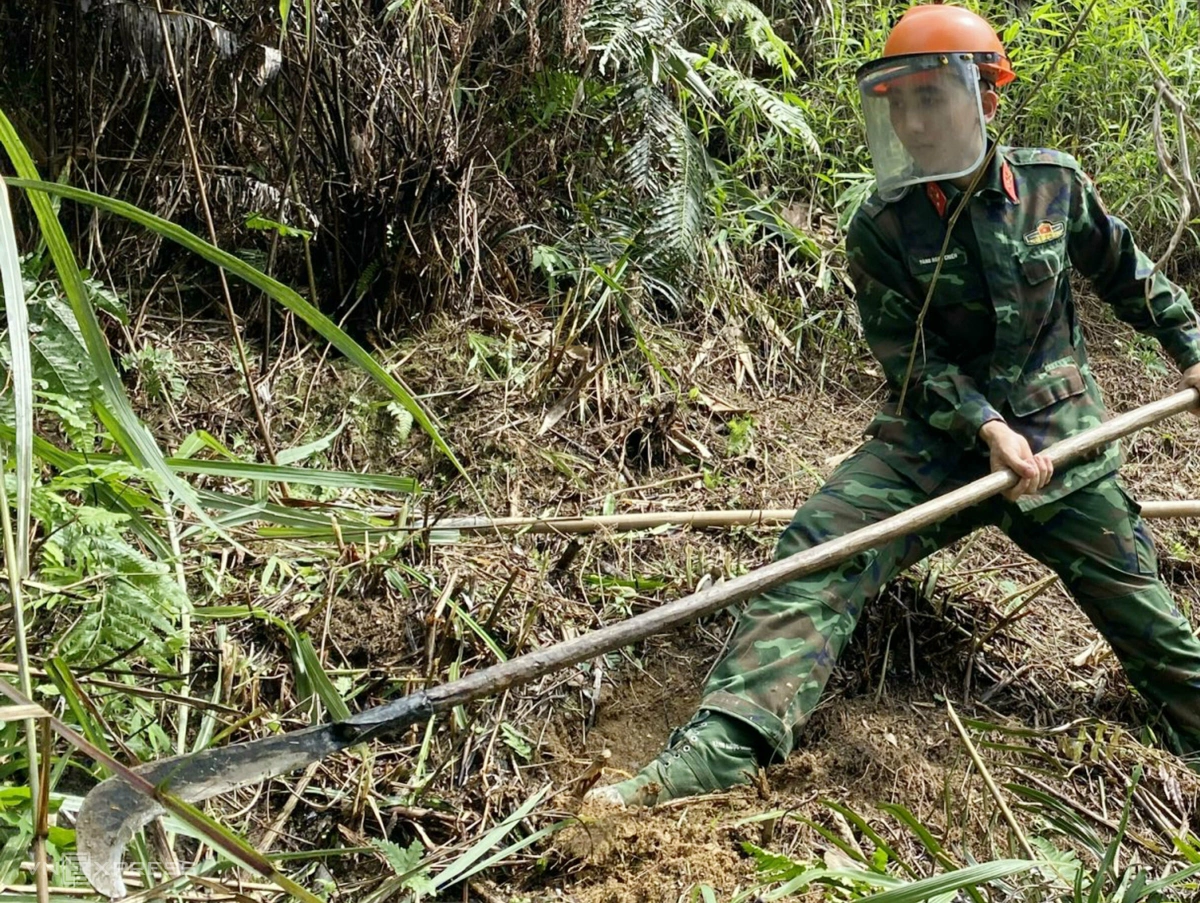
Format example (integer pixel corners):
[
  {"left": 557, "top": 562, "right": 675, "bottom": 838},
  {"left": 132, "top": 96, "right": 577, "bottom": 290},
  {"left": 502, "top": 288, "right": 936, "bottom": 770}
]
[
  {"left": 621, "top": 131, "right": 659, "bottom": 194},
  {"left": 647, "top": 118, "right": 709, "bottom": 260},
  {"left": 41, "top": 517, "right": 186, "bottom": 674},
  {"left": 691, "top": 55, "right": 819, "bottom": 153},
  {"left": 584, "top": 0, "right": 684, "bottom": 76},
  {"left": 707, "top": 0, "right": 801, "bottom": 78}
]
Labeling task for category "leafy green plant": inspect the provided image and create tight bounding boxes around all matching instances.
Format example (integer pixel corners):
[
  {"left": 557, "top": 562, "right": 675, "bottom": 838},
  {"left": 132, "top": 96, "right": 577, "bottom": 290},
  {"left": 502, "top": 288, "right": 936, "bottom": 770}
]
[
  {"left": 0, "top": 120, "right": 434, "bottom": 897},
  {"left": 121, "top": 344, "right": 188, "bottom": 403},
  {"left": 726, "top": 414, "right": 755, "bottom": 456},
  {"left": 34, "top": 491, "right": 186, "bottom": 672},
  {"left": 371, "top": 838, "right": 436, "bottom": 899}
]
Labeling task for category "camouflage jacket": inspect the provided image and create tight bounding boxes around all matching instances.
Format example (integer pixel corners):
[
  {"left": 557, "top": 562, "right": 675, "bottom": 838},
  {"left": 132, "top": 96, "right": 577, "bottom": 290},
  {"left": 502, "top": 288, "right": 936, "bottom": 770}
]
[{"left": 846, "top": 144, "right": 1200, "bottom": 510}]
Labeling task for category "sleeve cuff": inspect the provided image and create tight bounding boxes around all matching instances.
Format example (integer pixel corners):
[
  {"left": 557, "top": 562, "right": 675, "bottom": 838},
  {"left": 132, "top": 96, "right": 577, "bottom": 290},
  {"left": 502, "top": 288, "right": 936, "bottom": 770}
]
[
  {"left": 929, "top": 399, "right": 1004, "bottom": 451},
  {"left": 965, "top": 405, "right": 1005, "bottom": 451},
  {"left": 1159, "top": 325, "right": 1200, "bottom": 372}
]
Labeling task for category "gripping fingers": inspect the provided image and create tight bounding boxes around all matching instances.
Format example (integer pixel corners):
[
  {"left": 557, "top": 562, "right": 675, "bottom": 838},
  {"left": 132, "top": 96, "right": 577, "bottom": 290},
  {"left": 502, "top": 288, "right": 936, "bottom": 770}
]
[
  {"left": 1034, "top": 454, "right": 1054, "bottom": 490},
  {"left": 1005, "top": 455, "right": 1051, "bottom": 500},
  {"left": 1003, "top": 459, "right": 1035, "bottom": 500}
]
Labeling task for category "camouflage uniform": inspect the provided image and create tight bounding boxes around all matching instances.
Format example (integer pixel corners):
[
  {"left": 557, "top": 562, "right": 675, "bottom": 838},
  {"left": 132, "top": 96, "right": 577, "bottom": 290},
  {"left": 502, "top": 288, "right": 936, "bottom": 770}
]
[{"left": 702, "top": 145, "right": 1200, "bottom": 759}]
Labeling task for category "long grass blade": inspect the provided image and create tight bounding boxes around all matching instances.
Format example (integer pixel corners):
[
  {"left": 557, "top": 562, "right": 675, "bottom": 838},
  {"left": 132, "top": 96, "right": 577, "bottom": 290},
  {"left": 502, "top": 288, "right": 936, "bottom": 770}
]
[
  {"left": 66, "top": 449, "right": 419, "bottom": 493},
  {"left": 823, "top": 860, "right": 1043, "bottom": 902},
  {"left": 283, "top": 628, "right": 352, "bottom": 721},
  {"left": 0, "top": 174, "right": 46, "bottom": 901},
  {"left": 431, "top": 786, "right": 548, "bottom": 889},
  {"left": 0, "top": 178, "right": 30, "bottom": 575},
  {"left": 1138, "top": 860, "right": 1200, "bottom": 897},
  {"left": 1091, "top": 764, "right": 1141, "bottom": 903},
  {"left": 5, "top": 175, "right": 475, "bottom": 497}
]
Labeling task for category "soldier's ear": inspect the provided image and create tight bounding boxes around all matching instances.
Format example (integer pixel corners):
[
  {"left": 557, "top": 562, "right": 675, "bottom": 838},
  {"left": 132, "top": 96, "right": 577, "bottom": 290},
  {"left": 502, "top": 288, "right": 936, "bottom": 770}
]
[{"left": 981, "top": 85, "right": 999, "bottom": 122}]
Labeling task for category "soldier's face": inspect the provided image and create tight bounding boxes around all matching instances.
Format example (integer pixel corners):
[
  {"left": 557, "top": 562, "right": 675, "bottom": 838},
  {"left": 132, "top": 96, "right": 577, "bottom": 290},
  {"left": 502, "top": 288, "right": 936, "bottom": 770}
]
[{"left": 886, "top": 78, "right": 986, "bottom": 176}]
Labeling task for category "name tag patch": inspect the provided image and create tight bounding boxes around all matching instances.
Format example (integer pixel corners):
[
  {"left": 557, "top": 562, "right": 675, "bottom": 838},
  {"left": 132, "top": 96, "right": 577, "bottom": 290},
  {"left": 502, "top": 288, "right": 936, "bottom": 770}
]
[
  {"left": 1024, "top": 220, "right": 1065, "bottom": 245},
  {"left": 914, "top": 249, "right": 963, "bottom": 267}
]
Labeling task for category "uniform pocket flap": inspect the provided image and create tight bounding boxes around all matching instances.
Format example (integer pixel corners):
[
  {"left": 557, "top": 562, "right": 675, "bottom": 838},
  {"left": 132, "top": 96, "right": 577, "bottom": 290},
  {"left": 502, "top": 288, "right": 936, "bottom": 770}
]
[
  {"left": 1009, "top": 361, "right": 1086, "bottom": 417},
  {"left": 1019, "top": 246, "right": 1064, "bottom": 285}
]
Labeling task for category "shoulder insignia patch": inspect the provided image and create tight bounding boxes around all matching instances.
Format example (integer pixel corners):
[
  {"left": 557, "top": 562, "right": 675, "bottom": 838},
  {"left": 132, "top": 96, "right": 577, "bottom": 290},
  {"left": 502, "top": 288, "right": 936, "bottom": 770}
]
[
  {"left": 1006, "top": 146, "right": 1079, "bottom": 171},
  {"left": 1024, "top": 220, "right": 1065, "bottom": 245}
]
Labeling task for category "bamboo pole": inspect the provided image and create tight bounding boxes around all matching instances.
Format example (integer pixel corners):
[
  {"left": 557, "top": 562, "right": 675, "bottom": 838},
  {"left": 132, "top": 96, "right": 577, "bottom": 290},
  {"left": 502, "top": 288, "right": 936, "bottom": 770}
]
[{"left": 412, "top": 499, "right": 1200, "bottom": 535}]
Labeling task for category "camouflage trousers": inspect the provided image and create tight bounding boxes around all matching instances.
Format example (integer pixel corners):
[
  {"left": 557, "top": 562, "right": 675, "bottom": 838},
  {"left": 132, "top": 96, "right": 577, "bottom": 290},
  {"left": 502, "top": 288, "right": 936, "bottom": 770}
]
[{"left": 702, "top": 443, "right": 1200, "bottom": 761}]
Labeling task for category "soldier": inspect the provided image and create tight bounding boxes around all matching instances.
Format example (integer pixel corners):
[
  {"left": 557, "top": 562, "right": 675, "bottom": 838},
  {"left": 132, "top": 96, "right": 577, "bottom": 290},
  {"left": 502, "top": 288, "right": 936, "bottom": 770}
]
[{"left": 588, "top": 3, "right": 1200, "bottom": 807}]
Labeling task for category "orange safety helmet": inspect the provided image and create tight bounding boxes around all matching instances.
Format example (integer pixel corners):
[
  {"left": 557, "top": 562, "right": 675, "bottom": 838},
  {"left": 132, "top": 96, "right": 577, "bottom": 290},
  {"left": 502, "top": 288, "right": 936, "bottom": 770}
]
[{"left": 877, "top": 5, "right": 1014, "bottom": 87}]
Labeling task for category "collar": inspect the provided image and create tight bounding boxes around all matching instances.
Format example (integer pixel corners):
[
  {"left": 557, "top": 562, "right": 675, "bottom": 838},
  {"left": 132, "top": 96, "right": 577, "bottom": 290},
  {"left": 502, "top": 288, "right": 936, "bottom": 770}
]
[{"left": 924, "top": 143, "right": 1019, "bottom": 218}]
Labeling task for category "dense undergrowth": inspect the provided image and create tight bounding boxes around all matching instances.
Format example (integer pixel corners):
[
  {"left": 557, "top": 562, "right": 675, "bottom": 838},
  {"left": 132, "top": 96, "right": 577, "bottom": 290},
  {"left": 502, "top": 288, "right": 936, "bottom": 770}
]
[{"left": 0, "top": 0, "right": 1199, "bottom": 900}]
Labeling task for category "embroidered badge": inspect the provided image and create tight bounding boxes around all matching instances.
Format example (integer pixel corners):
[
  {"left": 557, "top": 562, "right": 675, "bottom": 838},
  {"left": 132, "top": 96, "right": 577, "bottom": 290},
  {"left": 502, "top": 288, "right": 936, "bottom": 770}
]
[{"left": 1024, "top": 220, "right": 1065, "bottom": 245}]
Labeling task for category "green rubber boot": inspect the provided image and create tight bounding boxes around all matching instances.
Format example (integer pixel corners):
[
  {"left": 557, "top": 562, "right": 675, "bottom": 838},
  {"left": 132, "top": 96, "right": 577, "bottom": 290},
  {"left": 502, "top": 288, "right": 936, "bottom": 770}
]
[{"left": 585, "top": 711, "right": 764, "bottom": 807}]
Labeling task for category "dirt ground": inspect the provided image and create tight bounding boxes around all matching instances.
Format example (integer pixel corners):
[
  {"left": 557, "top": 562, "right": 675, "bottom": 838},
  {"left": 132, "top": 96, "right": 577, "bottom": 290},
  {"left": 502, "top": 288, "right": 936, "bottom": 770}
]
[{"left": 152, "top": 283, "right": 1200, "bottom": 902}]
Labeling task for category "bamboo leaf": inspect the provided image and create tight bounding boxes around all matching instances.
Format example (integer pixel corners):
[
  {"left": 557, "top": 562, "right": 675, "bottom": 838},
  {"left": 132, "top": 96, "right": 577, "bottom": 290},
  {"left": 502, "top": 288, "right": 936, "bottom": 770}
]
[{"left": 82, "top": 449, "right": 419, "bottom": 494}]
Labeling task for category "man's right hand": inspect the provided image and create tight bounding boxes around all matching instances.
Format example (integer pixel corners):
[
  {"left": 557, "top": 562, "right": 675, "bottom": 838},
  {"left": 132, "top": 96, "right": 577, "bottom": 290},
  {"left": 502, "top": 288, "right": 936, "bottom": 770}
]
[{"left": 978, "top": 420, "right": 1054, "bottom": 501}]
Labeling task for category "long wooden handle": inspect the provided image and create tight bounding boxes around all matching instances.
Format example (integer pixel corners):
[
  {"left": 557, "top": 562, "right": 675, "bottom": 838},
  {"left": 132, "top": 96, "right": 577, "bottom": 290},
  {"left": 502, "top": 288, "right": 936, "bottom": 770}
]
[{"left": 382, "top": 388, "right": 1200, "bottom": 719}]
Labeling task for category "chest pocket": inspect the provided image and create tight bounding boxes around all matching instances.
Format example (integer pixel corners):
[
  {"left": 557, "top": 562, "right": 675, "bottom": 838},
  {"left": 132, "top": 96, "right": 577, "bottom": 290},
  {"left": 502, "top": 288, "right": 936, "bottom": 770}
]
[
  {"left": 906, "top": 245, "right": 990, "bottom": 357},
  {"left": 1015, "top": 240, "right": 1068, "bottom": 312},
  {"left": 907, "top": 245, "right": 987, "bottom": 309}
]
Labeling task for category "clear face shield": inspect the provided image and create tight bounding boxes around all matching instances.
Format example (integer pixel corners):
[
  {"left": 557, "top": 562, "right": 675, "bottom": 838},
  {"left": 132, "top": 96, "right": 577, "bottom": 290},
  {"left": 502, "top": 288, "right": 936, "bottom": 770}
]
[{"left": 856, "top": 53, "right": 987, "bottom": 201}]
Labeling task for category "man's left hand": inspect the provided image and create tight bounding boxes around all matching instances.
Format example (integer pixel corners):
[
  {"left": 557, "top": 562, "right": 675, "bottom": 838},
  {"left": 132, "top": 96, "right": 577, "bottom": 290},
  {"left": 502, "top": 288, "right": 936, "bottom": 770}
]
[{"left": 1183, "top": 362, "right": 1200, "bottom": 417}]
